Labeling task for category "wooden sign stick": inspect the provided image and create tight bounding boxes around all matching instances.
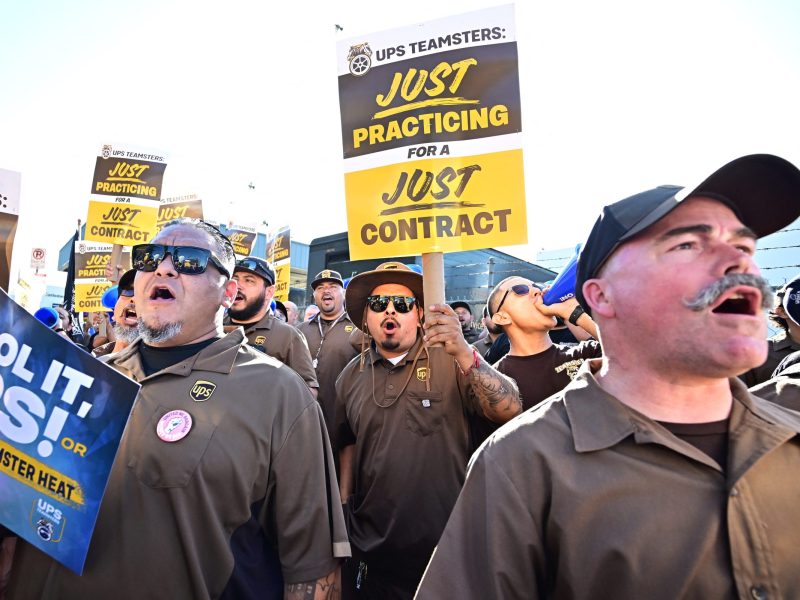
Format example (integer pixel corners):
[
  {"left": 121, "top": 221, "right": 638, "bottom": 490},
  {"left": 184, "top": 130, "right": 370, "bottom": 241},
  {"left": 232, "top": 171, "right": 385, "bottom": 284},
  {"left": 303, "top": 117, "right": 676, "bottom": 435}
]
[{"left": 422, "top": 251, "right": 444, "bottom": 347}]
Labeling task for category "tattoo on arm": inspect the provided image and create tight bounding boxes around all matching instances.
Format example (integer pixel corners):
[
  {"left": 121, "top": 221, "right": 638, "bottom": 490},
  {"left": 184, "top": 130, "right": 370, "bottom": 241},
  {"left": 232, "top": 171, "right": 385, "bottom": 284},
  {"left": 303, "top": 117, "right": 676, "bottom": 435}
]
[
  {"left": 470, "top": 359, "right": 521, "bottom": 423},
  {"left": 285, "top": 570, "right": 340, "bottom": 600}
]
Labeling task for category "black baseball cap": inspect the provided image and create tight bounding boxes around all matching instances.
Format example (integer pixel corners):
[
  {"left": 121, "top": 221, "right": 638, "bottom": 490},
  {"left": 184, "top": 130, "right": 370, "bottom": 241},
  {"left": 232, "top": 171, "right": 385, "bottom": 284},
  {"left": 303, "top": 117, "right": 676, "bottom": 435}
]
[
  {"left": 576, "top": 154, "right": 800, "bottom": 314},
  {"left": 311, "top": 269, "right": 344, "bottom": 289},
  {"left": 449, "top": 301, "right": 472, "bottom": 314},
  {"left": 118, "top": 269, "right": 136, "bottom": 293},
  {"left": 234, "top": 257, "right": 275, "bottom": 285}
]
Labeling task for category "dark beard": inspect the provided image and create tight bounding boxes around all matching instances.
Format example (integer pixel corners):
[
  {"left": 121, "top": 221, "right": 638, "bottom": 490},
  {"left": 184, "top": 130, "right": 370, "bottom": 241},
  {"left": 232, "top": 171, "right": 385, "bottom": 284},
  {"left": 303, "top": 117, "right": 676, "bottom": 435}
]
[{"left": 229, "top": 291, "right": 268, "bottom": 322}]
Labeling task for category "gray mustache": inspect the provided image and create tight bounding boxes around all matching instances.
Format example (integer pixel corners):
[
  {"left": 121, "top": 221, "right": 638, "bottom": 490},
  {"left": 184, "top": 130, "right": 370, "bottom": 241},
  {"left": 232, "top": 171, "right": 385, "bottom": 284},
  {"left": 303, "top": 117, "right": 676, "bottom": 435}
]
[{"left": 682, "top": 273, "right": 773, "bottom": 311}]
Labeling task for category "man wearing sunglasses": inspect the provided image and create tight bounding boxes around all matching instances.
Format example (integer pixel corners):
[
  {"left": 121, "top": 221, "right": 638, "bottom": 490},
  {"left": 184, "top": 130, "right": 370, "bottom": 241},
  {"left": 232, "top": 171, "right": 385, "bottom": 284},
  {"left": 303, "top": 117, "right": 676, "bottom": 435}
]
[
  {"left": 487, "top": 278, "right": 600, "bottom": 417},
  {"left": 8, "top": 218, "right": 349, "bottom": 599},
  {"left": 417, "top": 155, "right": 800, "bottom": 599},
  {"left": 225, "top": 256, "right": 319, "bottom": 397},
  {"left": 333, "top": 262, "right": 521, "bottom": 599}
]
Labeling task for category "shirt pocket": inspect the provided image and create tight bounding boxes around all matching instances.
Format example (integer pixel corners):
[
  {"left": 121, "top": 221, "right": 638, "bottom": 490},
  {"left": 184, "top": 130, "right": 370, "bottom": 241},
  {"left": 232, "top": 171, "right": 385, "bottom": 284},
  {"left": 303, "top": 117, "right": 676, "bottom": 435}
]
[
  {"left": 404, "top": 391, "right": 444, "bottom": 437},
  {"left": 128, "top": 405, "right": 216, "bottom": 488}
]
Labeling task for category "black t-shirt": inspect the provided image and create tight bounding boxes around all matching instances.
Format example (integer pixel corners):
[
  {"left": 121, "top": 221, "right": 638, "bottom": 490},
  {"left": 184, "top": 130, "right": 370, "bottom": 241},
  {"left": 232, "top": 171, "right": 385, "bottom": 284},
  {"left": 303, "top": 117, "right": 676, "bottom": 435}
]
[
  {"left": 659, "top": 418, "right": 729, "bottom": 469},
  {"left": 496, "top": 341, "right": 602, "bottom": 411},
  {"left": 139, "top": 337, "right": 221, "bottom": 376}
]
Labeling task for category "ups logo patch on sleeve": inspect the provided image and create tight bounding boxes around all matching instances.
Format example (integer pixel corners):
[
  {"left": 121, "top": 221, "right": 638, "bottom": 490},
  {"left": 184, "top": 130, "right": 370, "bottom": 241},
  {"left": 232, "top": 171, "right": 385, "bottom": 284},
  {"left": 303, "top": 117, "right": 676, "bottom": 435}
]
[{"left": 190, "top": 380, "right": 217, "bottom": 402}]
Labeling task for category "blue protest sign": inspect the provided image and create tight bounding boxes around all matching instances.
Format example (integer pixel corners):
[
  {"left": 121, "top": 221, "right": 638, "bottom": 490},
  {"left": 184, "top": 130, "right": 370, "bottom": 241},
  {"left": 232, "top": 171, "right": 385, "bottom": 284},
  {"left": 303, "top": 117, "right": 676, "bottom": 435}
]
[{"left": 0, "top": 289, "right": 139, "bottom": 573}]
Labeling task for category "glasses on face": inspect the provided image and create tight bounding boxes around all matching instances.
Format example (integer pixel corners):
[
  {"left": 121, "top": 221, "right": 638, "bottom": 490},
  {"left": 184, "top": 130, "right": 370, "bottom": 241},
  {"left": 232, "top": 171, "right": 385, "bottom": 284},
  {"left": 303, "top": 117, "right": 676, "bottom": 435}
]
[
  {"left": 367, "top": 295, "right": 417, "bottom": 314},
  {"left": 119, "top": 289, "right": 134, "bottom": 298},
  {"left": 131, "top": 244, "right": 231, "bottom": 279},
  {"left": 492, "top": 283, "right": 540, "bottom": 316}
]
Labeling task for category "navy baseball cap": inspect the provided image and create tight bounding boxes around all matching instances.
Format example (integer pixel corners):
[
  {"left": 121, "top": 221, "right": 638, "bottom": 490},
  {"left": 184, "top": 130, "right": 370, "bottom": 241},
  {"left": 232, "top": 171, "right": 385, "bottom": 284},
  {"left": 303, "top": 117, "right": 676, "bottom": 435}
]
[
  {"left": 576, "top": 154, "right": 800, "bottom": 314},
  {"left": 234, "top": 257, "right": 275, "bottom": 285}
]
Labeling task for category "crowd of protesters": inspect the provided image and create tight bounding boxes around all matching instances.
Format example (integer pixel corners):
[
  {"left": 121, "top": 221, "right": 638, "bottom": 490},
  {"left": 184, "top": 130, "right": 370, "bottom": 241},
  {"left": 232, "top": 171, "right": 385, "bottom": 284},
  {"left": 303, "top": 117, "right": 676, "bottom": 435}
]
[{"left": 3, "top": 153, "right": 800, "bottom": 599}]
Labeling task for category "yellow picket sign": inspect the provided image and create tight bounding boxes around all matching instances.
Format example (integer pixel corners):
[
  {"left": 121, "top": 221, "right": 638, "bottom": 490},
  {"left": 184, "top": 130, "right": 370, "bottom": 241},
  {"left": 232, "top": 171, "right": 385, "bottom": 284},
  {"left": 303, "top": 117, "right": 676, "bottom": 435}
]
[{"left": 345, "top": 149, "right": 526, "bottom": 260}]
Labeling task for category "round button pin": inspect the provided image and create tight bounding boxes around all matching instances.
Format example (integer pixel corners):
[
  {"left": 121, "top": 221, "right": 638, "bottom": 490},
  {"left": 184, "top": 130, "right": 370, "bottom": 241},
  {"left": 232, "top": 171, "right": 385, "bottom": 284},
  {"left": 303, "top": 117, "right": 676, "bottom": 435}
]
[{"left": 156, "top": 410, "right": 193, "bottom": 442}]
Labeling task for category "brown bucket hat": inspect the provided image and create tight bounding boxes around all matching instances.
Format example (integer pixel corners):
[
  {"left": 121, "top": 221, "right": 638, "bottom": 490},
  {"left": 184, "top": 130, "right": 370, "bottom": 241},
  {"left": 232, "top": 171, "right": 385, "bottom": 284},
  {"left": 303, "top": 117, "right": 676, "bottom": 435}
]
[{"left": 345, "top": 262, "right": 424, "bottom": 325}]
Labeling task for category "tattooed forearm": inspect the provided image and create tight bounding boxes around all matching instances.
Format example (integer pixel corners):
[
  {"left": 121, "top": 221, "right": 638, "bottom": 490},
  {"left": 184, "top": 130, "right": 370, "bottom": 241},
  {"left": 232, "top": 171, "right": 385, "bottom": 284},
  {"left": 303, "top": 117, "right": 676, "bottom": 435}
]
[
  {"left": 285, "top": 570, "right": 340, "bottom": 600},
  {"left": 470, "top": 358, "right": 521, "bottom": 423}
]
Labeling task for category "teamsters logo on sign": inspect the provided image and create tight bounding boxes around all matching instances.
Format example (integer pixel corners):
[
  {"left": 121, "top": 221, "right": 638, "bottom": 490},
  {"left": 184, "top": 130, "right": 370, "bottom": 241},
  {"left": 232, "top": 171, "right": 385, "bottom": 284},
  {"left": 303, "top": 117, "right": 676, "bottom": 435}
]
[
  {"left": 337, "top": 5, "right": 527, "bottom": 260},
  {"left": 84, "top": 144, "right": 168, "bottom": 246}
]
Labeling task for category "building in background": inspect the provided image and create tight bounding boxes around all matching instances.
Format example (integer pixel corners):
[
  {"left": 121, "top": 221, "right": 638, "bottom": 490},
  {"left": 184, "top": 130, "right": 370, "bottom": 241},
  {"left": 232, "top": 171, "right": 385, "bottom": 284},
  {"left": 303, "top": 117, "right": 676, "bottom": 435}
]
[{"left": 307, "top": 232, "right": 556, "bottom": 319}]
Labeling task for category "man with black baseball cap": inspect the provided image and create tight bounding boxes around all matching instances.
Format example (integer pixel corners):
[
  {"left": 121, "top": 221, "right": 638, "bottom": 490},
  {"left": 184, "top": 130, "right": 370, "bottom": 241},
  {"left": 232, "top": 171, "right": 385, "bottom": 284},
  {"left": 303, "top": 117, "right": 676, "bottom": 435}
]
[
  {"left": 297, "top": 269, "right": 361, "bottom": 438},
  {"left": 418, "top": 154, "right": 800, "bottom": 599},
  {"left": 449, "top": 301, "right": 481, "bottom": 344},
  {"left": 226, "top": 256, "right": 319, "bottom": 396}
]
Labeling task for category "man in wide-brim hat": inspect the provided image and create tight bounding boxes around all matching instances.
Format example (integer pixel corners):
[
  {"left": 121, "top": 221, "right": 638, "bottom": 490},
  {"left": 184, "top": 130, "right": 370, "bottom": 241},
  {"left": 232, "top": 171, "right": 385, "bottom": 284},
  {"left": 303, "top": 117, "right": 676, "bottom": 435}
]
[{"left": 333, "top": 261, "right": 521, "bottom": 599}]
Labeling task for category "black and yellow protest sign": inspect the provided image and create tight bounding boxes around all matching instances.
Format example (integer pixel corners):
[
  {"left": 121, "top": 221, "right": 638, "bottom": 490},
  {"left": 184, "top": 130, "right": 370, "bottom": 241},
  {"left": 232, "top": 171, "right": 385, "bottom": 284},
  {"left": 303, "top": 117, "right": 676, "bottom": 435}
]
[
  {"left": 73, "top": 242, "right": 130, "bottom": 311},
  {"left": 0, "top": 168, "right": 21, "bottom": 291},
  {"left": 85, "top": 144, "right": 167, "bottom": 245},
  {"left": 337, "top": 5, "right": 526, "bottom": 260},
  {"left": 157, "top": 194, "right": 204, "bottom": 232},
  {"left": 267, "top": 226, "right": 291, "bottom": 301},
  {"left": 227, "top": 223, "right": 257, "bottom": 257}
]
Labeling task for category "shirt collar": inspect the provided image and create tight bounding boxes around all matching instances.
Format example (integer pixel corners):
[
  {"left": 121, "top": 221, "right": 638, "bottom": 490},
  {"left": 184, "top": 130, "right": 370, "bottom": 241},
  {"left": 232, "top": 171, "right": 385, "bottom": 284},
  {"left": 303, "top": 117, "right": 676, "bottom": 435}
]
[
  {"left": 110, "top": 328, "right": 246, "bottom": 381},
  {"left": 564, "top": 358, "right": 800, "bottom": 456},
  {"left": 367, "top": 335, "right": 425, "bottom": 366}
]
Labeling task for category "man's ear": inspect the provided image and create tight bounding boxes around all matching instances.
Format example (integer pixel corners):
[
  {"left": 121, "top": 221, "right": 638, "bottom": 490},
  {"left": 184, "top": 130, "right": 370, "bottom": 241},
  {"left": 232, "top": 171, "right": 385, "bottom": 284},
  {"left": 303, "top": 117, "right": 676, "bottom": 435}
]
[
  {"left": 582, "top": 278, "right": 615, "bottom": 318},
  {"left": 491, "top": 311, "right": 511, "bottom": 326},
  {"left": 221, "top": 279, "right": 238, "bottom": 309},
  {"left": 264, "top": 284, "right": 277, "bottom": 303}
]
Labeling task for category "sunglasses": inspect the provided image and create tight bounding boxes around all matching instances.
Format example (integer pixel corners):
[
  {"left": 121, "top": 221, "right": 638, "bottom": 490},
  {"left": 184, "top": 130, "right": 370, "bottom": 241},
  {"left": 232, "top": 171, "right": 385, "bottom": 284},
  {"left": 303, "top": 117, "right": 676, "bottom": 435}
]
[
  {"left": 119, "top": 289, "right": 135, "bottom": 298},
  {"left": 367, "top": 295, "right": 417, "bottom": 313},
  {"left": 492, "top": 283, "right": 540, "bottom": 316},
  {"left": 131, "top": 244, "right": 231, "bottom": 279}
]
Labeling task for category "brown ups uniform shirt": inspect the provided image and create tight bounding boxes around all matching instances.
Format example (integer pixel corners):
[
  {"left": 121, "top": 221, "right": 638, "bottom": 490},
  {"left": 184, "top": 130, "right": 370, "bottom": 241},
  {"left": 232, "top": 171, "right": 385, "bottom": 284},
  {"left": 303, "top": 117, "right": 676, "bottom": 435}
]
[
  {"left": 297, "top": 314, "right": 361, "bottom": 438},
  {"left": 8, "top": 329, "right": 349, "bottom": 599},
  {"left": 227, "top": 312, "right": 319, "bottom": 390},
  {"left": 750, "top": 362, "right": 800, "bottom": 411},
  {"left": 334, "top": 338, "right": 484, "bottom": 582},
  {"left": 417, "top": 360, "right": 800, "bottom": 600}
]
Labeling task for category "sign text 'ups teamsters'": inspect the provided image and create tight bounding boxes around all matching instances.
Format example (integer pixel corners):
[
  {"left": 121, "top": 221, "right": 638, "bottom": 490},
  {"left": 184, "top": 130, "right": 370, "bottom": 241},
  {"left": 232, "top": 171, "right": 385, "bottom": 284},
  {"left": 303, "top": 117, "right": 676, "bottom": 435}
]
[{"left": 337, "top": 5, "right": 527, "bottom": 260}]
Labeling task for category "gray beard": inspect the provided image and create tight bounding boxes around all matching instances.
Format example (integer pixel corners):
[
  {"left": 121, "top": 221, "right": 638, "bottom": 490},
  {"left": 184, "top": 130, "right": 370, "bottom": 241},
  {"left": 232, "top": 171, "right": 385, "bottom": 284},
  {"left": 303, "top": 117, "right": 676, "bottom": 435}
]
[
  {"left": 113, "top": 323, "right": 139, "bottom": 343},
  {"left": 138, "top": 320, "right": 183, "bottom": 344}
]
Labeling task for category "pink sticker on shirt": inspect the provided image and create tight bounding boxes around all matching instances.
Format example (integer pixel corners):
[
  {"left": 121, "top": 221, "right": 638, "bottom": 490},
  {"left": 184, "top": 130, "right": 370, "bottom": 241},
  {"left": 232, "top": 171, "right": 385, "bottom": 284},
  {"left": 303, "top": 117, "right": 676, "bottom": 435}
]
[{"left": 156, "top": 410, "right": 193, "bottom": 442}]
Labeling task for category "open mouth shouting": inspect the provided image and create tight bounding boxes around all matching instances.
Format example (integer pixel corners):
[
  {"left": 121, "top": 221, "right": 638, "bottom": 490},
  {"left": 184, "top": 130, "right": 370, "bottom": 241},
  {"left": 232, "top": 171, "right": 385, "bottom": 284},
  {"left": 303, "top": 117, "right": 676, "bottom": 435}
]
[
  {"left": 710, "top": 287, "right": 761, "bottom": 317},
  {"left": 121, "top": 304, "right": 138, "bottom": 327},
  {"left": 381, "top": 317, "right": 400, "bottom": 335},
  {"left": 149, "top": 285, "right": 176, "bottom": 303}
]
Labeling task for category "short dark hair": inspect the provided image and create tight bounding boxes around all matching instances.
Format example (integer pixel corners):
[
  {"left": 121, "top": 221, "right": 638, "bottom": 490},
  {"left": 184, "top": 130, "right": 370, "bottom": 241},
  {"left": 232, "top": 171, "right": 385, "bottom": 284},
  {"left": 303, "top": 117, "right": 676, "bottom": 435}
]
[
  {"left": 770, "top": 287, "right": 789, "bottom": 333},
  {"left": 158, "top": 218, "right": 235, "bottom": 279}
]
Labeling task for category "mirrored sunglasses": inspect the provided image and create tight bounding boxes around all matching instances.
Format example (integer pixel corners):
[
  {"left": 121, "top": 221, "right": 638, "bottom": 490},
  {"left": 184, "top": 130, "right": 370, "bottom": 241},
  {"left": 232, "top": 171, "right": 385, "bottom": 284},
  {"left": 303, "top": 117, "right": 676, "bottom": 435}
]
[
  {"left": 131, "top": 244, "right": 231, "bottom": 279},
  {"left": 367, "top": 295, "right": 417, "bottom": 313}
]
